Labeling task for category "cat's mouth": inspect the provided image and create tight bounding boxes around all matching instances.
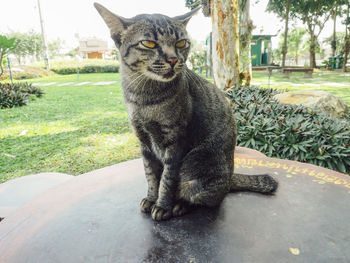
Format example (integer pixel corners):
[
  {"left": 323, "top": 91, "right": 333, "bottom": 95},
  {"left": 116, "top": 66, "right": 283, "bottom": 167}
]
[
  {"left": 162, "top": 69, "right": 176, "bottom": 79},
  {"left": 146, "top": 66, "right": 179, "bottom": 82}
]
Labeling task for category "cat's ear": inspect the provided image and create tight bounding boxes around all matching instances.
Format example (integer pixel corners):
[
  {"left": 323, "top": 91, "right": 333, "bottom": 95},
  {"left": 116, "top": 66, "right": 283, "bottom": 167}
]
[
  {"left": 172, "top": 6, "right": 201, "bottom": 26},
  {"left": 94, "top": 2, "right": 133, "bottom": 47}
]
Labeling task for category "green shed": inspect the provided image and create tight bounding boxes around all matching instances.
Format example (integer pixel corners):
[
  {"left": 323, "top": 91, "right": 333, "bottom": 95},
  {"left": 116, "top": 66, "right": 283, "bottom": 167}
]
[
  {"left": 205, "top": 33, "right": 275, "bottom": 68},
  {"left": 251, "top": 35, "right": 273, "bottom": 66}
]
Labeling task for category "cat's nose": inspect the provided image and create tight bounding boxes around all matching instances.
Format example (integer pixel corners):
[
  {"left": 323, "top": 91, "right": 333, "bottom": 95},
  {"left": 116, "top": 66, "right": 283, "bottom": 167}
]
[{"left": 166, "top": 56, "right": 178, "bottom": 66}]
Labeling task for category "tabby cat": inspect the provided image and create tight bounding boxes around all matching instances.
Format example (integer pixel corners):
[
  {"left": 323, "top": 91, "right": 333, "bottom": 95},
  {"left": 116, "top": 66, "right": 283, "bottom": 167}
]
[{"left": 94, "top": 3, "right": 278, "bottom": 221}]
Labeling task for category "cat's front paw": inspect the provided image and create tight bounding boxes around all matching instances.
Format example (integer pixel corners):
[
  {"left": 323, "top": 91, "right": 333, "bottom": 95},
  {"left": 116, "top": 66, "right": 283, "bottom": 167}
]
[
  {"left": 151, "top": 205, "right": 172, "bottom": 221},
  {"left": 140, "top": 198, "right": 155, "bottom": 213},
  {"left": 172, "top": 201, "right": 192, "bottom": 217}
]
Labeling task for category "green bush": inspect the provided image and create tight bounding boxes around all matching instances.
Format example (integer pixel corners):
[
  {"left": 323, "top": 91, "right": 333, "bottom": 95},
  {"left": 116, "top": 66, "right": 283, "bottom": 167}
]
[
  {"left": 18, "top": 82, "right": 44, "bottom": 97},
  {"left": 31, "top": 59, "right": 119, "bottom": 75},
  {"left": 0, "top": 82, "right": 44, "bottom": 109},
  {"left": 226, "top": 86, "right": 350, "bottom": 174}
]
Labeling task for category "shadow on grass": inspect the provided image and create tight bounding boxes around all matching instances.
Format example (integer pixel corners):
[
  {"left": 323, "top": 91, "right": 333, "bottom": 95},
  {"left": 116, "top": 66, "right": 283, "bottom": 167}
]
[{"left": 0, "top": 115, "right": 140, "bottom": 183}]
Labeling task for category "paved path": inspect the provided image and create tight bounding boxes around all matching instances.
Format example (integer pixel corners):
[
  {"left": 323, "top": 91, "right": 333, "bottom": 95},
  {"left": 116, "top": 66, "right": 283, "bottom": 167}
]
[{"left": 251, "top": 81, "right": 350, "bottom": 87}]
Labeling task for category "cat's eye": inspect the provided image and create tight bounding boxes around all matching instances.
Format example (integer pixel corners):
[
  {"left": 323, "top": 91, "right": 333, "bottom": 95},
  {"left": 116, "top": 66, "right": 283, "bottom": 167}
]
[
  {"left": 176, "top": 40, "right": 187, "bottom": 48},
  {"left": 141, "top": 40, "right": 157, "bottom": 49}
]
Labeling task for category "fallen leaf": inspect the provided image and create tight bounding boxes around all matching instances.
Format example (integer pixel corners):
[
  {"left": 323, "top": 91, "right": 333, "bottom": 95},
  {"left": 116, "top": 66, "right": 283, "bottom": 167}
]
[
  {"left": 289, "top": 247, "right": 300, "bottom": 255},
  {"left": 318, "top": 147, "right": 323, "bottom": 155}
]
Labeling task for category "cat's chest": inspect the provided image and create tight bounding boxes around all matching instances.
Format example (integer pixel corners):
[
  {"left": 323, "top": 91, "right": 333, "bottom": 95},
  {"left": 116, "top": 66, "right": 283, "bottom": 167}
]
[
  {"left": 126, "top": 103, "right": 177, "bottom": 123},
  {"left": 125, "top": 88, "right": 190, "bottom": 124},
  {"left": 128, "top": 102, "right": 190, "bottom": 157},
  {"left": 129, "top": 103, "right": 184, "bottom": 140}
]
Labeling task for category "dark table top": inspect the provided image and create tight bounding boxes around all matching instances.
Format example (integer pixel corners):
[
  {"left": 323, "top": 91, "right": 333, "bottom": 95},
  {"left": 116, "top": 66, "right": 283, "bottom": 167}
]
[{"left": 1, "top": 147, "right": 349, "bottom": 263}]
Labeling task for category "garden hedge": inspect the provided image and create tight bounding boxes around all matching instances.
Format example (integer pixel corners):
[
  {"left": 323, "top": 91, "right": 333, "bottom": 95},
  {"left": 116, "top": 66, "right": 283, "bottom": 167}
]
[
  {"left": 226, "top": 86, "right": 350, "bottom": 174},
  {"left": 32, "top": 59, "right": 119, "bottom": 75}
]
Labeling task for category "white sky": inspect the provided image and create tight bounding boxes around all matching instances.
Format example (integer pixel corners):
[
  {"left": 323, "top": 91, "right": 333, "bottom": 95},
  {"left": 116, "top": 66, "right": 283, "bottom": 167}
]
[{"left": 0, "top": 0, "right": 346, "bottom": 51}]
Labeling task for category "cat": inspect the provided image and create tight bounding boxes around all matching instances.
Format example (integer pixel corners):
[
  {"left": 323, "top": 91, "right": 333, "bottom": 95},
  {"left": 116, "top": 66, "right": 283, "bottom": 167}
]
[{"left": 94, "top": 3, "right": 278, "bottom": 221}]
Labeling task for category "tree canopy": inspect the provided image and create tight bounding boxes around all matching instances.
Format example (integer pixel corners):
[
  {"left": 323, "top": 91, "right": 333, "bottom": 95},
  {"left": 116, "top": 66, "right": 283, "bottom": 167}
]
[
  {"left": 0, "top": 35, "right": 18, "bottom": 76},
  {"left": 268, "top": 0, "right": 339, "bottom": 68},
  {"left": 6, "top": 30, "right": 65, "bottom": 64}
]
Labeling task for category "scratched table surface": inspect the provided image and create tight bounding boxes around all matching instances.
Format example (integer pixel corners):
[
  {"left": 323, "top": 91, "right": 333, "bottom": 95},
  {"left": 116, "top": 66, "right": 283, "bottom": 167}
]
[{"left": 0, "top": 147, "right": 350, "bottom": 263}]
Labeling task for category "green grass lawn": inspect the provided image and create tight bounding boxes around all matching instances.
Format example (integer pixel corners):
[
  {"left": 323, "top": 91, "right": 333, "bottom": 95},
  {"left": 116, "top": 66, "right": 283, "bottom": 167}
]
[
  {"left": 252, "top": 71, "right": 350, "bottom": 105},
  {"left": 0, "top": 73, "right": 140, "bottom": 183},
  {"left": 1, "top": 71, "right": 349, "bottom": 183}
]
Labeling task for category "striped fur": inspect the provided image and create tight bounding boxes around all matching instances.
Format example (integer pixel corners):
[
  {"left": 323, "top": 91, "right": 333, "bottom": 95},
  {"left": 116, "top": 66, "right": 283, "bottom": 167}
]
[{"left": 95, "top": 3, "right": 278, "bottom": 221}]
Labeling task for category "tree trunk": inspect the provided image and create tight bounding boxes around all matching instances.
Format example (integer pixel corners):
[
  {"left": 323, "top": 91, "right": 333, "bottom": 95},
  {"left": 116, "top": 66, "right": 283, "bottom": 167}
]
[
  {"left": 307, "top": 20, "right": 317, "bottom": 68},
  {"left": 343, "top": 30, "right": 349, "bottom": 73},
  {"left": 282, "top": 0, "right": 290, "bottom": 68},
  {"left": 210, "top": 0, "right": 240, "bottom": 90},
  {"left": 331, "top": 5, "right": 337, "bottom": 57},
  {"left": 344, "top": 36, "right": 349, "bottom": 72},
  {"left": 0, "top": 52, "right": 3, "bottom": 76},
  {"left": 343, "top": 4, "right": 350, "bottom": 72},
  {"left": 309, "top": 38, "right": 317, "bottom": 68},
  {"left": 239, "top": 0, "right": 252, "bottom": 81}
]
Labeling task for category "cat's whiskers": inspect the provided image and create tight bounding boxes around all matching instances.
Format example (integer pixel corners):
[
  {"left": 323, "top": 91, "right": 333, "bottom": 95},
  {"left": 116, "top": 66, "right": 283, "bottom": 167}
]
[
  {"left": 184, "top": 70, "right": 199, "bottom": 88},
  {"left": 186, "top": 70, "right": 206, "bottom": 94},
  {"left": 139, "top": 76, "right": 151, "bottom": 92},
  {"left": 188, "top": 70, "right": 203, "bottom": 89},
  {"left": 126, "top": 73, "right": 147, "bottom": 90},
  {"left": 133, "top": 75, "right": 149, "bottom": 90},
  {"left": 127, "top": 71, "right": 144, "bottom": 81},
  {"left": 126, "top": 75, "right": 143, "bottom": 89},
  {"left": 124, "top": 71, "right": 142, "bottom": 84}
]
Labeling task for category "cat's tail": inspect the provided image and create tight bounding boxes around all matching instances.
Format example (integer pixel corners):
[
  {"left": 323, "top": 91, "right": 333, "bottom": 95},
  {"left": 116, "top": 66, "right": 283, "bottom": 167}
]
[{"left": 230, "top": 173, "right": 278, "bottom": 194}]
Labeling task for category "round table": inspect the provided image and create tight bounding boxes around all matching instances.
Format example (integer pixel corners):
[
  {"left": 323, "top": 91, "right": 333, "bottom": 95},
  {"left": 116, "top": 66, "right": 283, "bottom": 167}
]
[{"left": 1, "top": 147, "right": 349, "bottom": 262}]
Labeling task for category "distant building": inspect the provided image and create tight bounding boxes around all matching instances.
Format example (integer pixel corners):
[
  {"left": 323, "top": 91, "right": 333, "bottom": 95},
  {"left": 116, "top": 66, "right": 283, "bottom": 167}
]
[
  {"left": 251, "top": 35, "right": 274, "bottom": 67},
  {"left": 205, "top": 33, "right": 276, "bottom": 68},
  {"left": 79, "top": 38, "right": 110, "bottom": 59}
]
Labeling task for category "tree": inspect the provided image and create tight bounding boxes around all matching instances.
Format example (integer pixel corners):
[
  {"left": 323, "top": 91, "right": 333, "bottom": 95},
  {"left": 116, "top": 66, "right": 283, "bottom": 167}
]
[
  {"left": 187, "top": 39, "right": 207, "bottom": 71},
  {"left": 5, "top": 32, "right": 28, "bottom": 64},
  {"left": 66, "top": 47, "right": 79, "bottom": 58},
  {"left": 292, "top": 0, "right": 336, "bottom": 68},
  {"left": 303, "top": 37, "right": 325, "bottom": 60},
  {"left": 239, "top": 0, "right": 253, "bottom": 79},
  {"left": 342, "top": 0, "right": 350, "bottom": 72},
  {"left": 271, "top": 47, "right": 282, "bottom": 64},
  {"left": 288, "top": 27, "right": 307, "bottom": 65},
  {"left": 330, "top": 0, "right": 349, "bottom": 57},
  {"left": 267, "top": 0, "right": 294, "bottom": 67},
  {"left": 323, "top": 32, "right": 346, "bottom": 56},
  {"left": 47, "top": 38, "right": 65, "bottom": 59},
  {"left": 7, "top": 30, "right": 65, "bottom": 63},
  {"left": 187, "top": 0, "right": 240, "bottom": 90},
  {"left": 25, "top": 30, "right": 43, "bottom": 62},
  {"left": 7, "top": 30, "right": 43, "bottom": 63},
  {"left": 331, "top": 3, "right": 338, "bottom": 56},
  {"left": 185, "top": 0, "right": 201, "bottom": 9},
  {"left": 0, "top": 35, "right": 17, "bottom": 76},
  {"left": 274, "top": 28, "right": 307, "bottom": 66}
]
